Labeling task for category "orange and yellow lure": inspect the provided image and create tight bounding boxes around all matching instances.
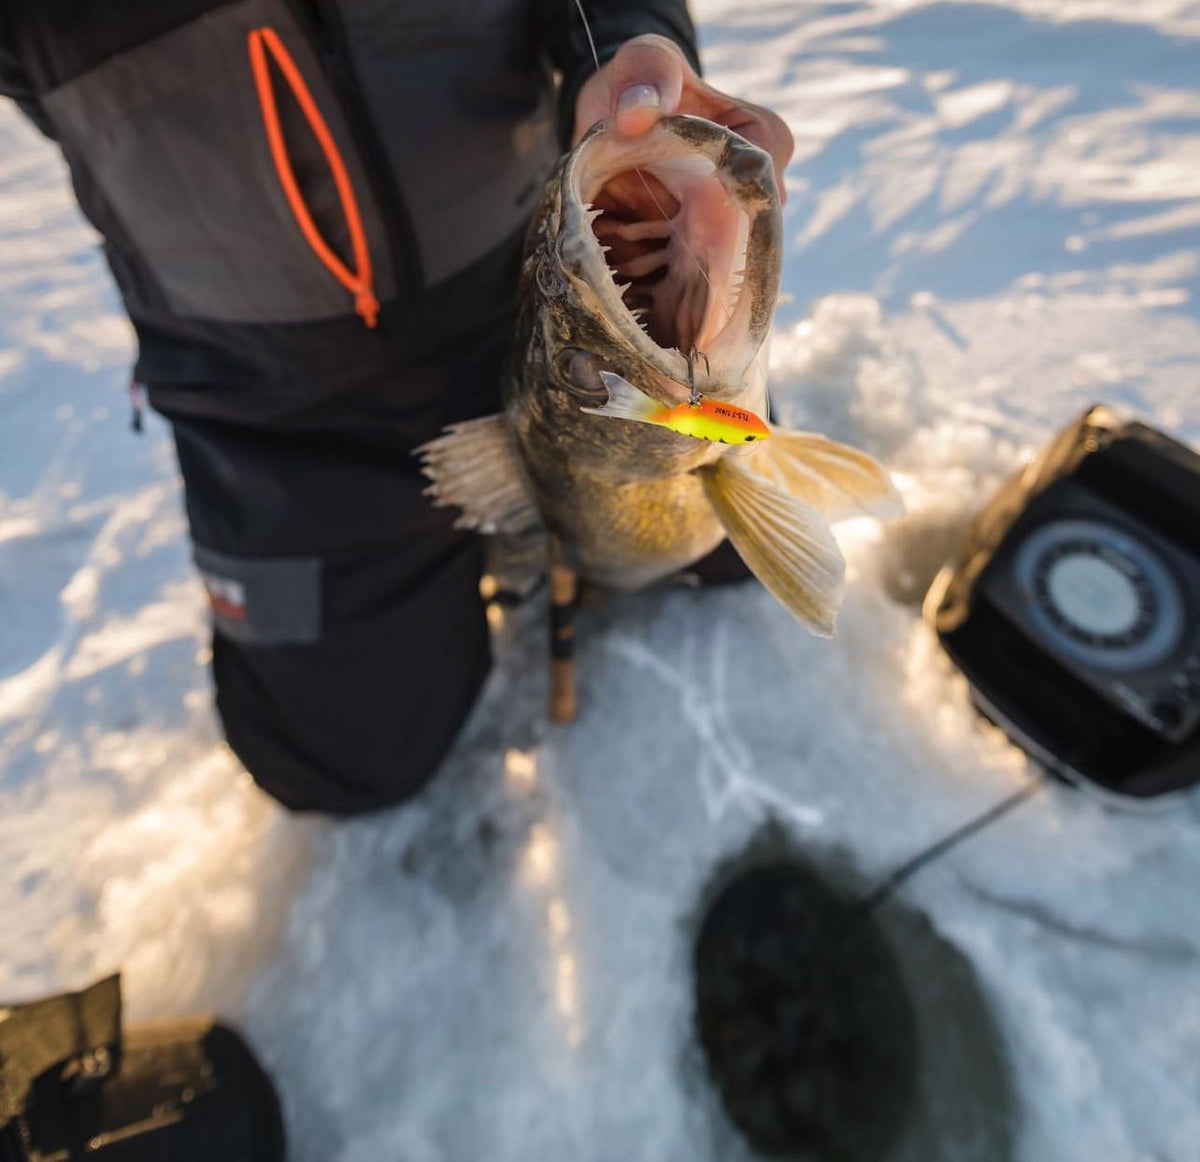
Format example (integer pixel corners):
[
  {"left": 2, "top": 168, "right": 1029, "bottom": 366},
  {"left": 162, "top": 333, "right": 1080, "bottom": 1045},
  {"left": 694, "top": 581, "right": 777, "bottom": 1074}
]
[{"left": 583, "top": 370, "right": 771, "bottom": 445}]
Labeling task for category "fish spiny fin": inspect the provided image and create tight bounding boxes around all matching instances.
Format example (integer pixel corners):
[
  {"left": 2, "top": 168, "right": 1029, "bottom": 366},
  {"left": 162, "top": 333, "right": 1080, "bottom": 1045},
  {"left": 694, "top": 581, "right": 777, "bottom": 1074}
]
[
  {"left": 750, "top": 428, "right": 905, "bottom": 522},
  {"left": 701, "top": 457, "right": 845, "bottom": 637},
  {"left": 580, "top": 371, "right": 663, "bottom": 426},
  {"left": 415, "top": 415, "right": 541, "bottom": 535}
]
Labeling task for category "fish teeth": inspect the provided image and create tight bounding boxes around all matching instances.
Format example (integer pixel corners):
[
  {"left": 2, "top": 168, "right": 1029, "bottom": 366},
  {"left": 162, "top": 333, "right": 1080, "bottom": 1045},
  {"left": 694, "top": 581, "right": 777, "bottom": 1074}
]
[{"left": 625, "top": 306, "right": 652, "bottom": 336}]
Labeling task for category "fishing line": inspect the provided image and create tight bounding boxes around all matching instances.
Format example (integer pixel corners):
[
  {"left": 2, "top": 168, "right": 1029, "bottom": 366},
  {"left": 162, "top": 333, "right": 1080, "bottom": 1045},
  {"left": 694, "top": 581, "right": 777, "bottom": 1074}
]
[
  {"left": 571, "top": 0, "right": 734, "bottom": 356},
  {"left": 572, "top": 0, "right": 601, "bottom": 74},
  {"left": 855, "top": 773, "right": 1047, "bottom": 917}
]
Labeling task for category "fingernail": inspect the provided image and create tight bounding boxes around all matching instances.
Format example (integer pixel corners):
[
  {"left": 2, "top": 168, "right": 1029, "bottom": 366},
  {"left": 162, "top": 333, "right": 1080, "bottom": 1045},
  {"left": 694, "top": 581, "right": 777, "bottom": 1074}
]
[{"left": 616, "top": 84, "right": 660, "bottom": 117}]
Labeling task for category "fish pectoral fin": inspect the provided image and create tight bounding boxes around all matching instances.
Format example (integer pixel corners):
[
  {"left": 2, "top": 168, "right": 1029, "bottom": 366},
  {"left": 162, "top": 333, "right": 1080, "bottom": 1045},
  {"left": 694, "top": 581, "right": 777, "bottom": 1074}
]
[
  {"left": 751, "top": 427, "right": 905, "bottom": 522},
  {"left": 579, "top": 371, "right": 663, "bottom": 426},
  {"left": 701, "top": 456, "right": 845, "bottom": 637},
  {"left": 415, "top": 415, "right": 541, "bottom": 535}
]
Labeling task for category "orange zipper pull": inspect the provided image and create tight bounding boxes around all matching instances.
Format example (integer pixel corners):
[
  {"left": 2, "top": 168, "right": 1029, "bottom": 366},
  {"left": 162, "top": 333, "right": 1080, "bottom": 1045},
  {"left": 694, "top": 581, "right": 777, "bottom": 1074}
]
[{"left": 354, "top": 286, "right": 379, "bottom": 329}]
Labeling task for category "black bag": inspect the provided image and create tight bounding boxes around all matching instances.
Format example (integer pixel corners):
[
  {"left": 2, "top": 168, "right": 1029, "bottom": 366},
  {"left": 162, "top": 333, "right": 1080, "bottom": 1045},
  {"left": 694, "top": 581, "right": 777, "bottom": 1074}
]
[{"left": 1, "top": 975, "right": 285, "bottom": 1161}]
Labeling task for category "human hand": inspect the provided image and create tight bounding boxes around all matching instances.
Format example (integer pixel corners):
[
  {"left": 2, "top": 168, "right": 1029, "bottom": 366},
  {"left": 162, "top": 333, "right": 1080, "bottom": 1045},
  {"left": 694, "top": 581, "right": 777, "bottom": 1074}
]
[{"left": 571, "top": 34, "right": 794, "bottom": 201}]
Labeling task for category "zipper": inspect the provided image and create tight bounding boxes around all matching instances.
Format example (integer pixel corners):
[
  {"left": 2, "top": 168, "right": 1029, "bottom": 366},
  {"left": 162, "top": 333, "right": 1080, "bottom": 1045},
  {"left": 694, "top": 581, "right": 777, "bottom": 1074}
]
[
  {"left": 287, "top": 0, "right": 427, "bottom": 338},
  {"left": 249, "top": 26, "right": 380, "bottom": 328}
]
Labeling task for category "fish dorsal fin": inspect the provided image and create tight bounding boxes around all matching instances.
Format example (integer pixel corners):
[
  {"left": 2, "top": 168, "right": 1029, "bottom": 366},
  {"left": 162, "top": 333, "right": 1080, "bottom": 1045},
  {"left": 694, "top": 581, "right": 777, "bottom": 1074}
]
[
  {"left": 751, "top": 427, "right": 904, "bottom": 522},
  {"left": 701, "top": 456, "right": 845, "bottom": 636},
  {"left": 415, "top": 415, "right": 541, "bottom": 535},
  {"left": 579, "top": 371, "right": 663, "bottom": 425}
]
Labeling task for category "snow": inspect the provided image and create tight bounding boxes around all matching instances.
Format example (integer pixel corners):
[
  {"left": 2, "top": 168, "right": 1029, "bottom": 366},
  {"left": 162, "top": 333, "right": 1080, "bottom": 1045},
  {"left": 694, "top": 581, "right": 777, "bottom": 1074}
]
[{"left": 3, "top": 2, "right": 1200, "bottom": 1159}]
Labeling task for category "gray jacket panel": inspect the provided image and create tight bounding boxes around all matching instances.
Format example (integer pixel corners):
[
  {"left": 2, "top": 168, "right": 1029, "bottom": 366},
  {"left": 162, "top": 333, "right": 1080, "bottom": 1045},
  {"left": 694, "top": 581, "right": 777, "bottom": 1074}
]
[
  {"left": 338, "top": 0, "right": 559, "bottom": 284},
  {"left": 42, "top": 0, "right": 397, "bottom": 324},
  {"left": 37, "top": 0, "right": 560, "bottom": 323}
]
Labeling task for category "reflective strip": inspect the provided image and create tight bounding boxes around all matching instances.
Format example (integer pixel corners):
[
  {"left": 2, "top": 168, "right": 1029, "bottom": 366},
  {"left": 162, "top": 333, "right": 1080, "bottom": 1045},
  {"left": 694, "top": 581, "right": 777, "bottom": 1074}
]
[{"left": 247, "top": 26, "right": 379, "bottom": 328}]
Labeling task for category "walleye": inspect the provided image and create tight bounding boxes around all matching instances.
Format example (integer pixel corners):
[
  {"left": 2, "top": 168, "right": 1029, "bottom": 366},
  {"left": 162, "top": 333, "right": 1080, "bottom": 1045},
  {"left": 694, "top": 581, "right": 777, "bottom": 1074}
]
[{"left": 418, "top": 114, "right": 900, "bottom": 663}]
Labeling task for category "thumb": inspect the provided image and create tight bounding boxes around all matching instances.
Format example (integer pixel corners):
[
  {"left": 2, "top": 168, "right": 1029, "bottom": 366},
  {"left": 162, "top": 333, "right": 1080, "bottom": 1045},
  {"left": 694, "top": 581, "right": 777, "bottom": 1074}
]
[{"left": 604, "top": 35, "right": 688, "bottom": 136}]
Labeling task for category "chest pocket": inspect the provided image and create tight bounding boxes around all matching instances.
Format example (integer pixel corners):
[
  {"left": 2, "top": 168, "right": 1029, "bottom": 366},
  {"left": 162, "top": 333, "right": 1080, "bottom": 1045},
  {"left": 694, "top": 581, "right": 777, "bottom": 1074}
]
[{"left": 40, "top": 0, "right": 394, "bottom": 325}]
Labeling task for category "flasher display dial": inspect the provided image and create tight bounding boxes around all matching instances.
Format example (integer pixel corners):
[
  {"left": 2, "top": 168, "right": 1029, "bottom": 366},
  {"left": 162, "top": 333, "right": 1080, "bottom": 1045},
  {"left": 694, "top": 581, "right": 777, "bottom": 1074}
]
[{"left": 1014, "top": 519, "right": 1185, "bottom": 672}]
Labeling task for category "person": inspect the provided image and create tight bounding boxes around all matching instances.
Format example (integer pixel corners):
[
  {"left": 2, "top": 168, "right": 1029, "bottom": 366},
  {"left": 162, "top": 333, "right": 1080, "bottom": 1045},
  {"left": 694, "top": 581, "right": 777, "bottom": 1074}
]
[{"left": 0, "top": 2, "right": 792, "bottom": 814}]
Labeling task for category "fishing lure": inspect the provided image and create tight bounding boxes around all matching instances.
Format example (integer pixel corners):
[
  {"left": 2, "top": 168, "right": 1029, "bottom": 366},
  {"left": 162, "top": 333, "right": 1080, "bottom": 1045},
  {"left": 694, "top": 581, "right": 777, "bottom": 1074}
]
[{"left": 583, "top": 370, "right": 771, "bottom": 445}]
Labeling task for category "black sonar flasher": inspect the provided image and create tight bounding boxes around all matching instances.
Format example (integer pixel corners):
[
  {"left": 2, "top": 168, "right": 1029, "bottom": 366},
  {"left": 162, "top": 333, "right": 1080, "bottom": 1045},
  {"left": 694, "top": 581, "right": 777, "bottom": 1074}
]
[{"left": 926, "top": 406, "right": 1200, "bottom": 800}]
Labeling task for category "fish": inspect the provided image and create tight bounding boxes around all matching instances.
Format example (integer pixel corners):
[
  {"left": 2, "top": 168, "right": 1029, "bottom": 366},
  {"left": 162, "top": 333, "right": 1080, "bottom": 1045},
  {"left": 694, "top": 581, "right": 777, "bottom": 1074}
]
[{"left": 416, "top": 113, "right": 901, "bottom": 637}]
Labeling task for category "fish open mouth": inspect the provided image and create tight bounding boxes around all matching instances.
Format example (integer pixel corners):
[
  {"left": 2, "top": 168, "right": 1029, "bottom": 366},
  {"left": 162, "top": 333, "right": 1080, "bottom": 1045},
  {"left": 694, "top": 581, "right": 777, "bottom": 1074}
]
[{"left": 575, "top": 142, "right": 753, "bottom": 363}]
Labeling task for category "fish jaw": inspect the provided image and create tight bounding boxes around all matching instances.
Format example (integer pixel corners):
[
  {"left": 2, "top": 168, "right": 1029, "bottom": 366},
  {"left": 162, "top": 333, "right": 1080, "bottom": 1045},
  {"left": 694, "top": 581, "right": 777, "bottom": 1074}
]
[{"left": 556, "top": 115, "right": 782, "bottom": 403}]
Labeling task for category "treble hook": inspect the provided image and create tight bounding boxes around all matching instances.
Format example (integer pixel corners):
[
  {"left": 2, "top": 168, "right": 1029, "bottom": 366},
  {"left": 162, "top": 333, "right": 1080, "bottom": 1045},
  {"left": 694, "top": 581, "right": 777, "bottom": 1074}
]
[{"left": 686, "top": 348, "right": 710, "bottom": 407}]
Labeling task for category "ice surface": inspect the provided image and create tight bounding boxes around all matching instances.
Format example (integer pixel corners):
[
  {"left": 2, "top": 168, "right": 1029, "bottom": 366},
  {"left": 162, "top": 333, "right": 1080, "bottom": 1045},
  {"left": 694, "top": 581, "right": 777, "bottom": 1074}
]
[{"left": 2, "top": 3, "right": 1199, "bottom": 1160}]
